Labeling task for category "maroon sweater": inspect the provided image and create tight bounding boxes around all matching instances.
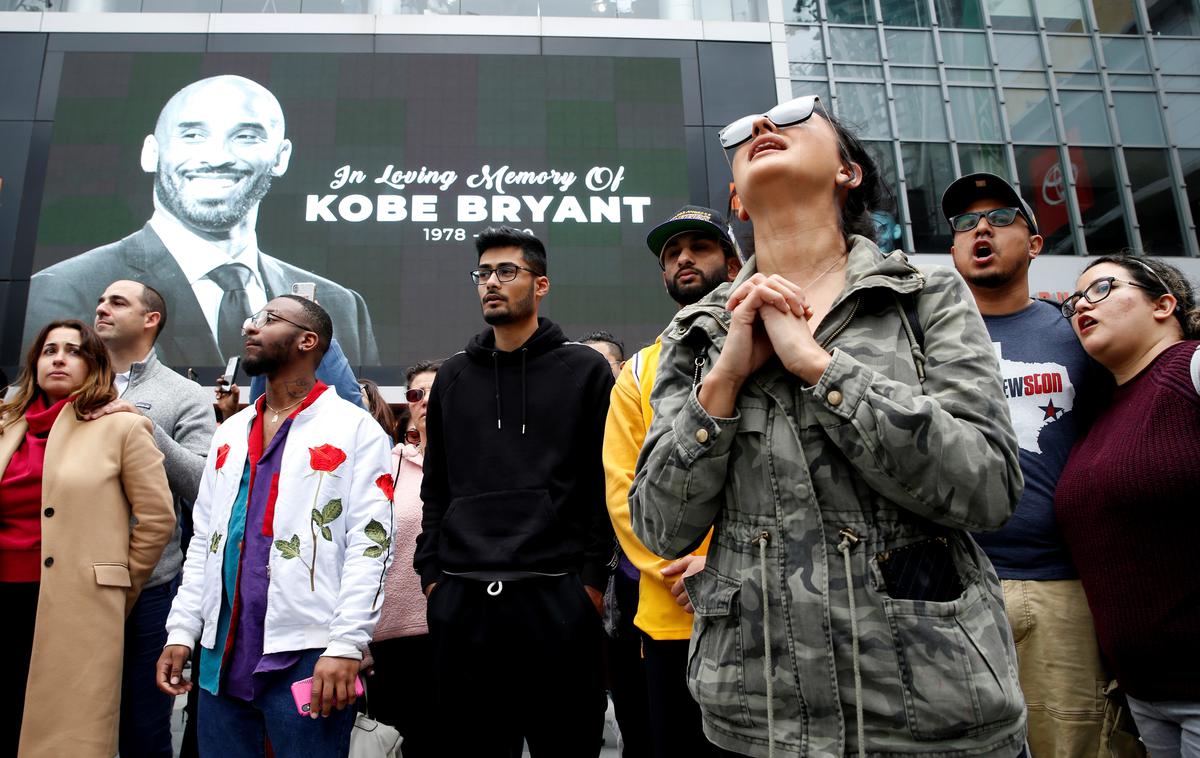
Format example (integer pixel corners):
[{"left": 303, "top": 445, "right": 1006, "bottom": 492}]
[
  {"left": 1055, "top": 340, "right": 1200, "bottom": 701},
  {"left": 0, "top": 396, "right": 69, "bottom": 583}
]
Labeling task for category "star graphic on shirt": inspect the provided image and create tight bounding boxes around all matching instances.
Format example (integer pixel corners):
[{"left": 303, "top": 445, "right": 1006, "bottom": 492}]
[{"left": 1040, "top": 399, "right": 1063, "bottom": 420}]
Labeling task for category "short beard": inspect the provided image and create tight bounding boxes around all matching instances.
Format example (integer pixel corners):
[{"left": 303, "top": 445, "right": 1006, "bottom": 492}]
[
  {"left": 242, "top": 335, "right": 294, "bottom": 376},
  {"left": 666, "top": 266, "right": 728, "bottom": 306},
  {"left": 155, "top": 166, "right": 273, "bottom": 232},
  {"left": 482, "top": 283, "right": 535, "bottom": 326}
]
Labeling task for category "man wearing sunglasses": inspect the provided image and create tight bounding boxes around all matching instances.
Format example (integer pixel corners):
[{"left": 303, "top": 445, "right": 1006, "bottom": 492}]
[
  {"left": 414, "top": 226, "right": 615, "bottom": 756},
  {"left": 942, "top": 173, "right": 1112, "bottom": 758},
  {"left": 159, "top": 295, "right": 394, "bottom": 757}
]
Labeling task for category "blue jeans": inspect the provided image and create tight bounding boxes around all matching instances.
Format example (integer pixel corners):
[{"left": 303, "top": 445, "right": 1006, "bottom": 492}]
[
  {"left": 120, "top": 577, "right": 179, "bottom": 758},
  {"left": 198, "top": 649, "right": 356, "bottom": 758},
  {"left": 1126, "top": 695, "right": 1200, "bottom": 758}
]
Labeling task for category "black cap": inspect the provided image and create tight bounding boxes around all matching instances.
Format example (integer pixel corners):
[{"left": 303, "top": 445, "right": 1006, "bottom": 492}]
[
  {"left": 940, "top": 172, "right": 1039, "bottom": 236},
  {"left": 646, "top": 205, "right": 736, "bottom": 263}
]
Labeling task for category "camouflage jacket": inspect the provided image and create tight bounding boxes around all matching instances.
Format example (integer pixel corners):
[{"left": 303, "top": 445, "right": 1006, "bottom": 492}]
[{"left": 630, "top": 238, "right": 1027, "bottom": 757}]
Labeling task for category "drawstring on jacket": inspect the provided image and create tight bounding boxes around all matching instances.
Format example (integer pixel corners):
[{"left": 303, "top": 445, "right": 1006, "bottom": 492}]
[
  {"left": 490, "top": 348, "right": 529, "bottom": 435},
  {"left": 753, "top": 530, "right": 775, "bottom": 758},
  {"left": 837, "top": 528, "right": 866, "bottom": 758},
  {"left": 520, "top": 348, "right": 527, "bottom": 434}
]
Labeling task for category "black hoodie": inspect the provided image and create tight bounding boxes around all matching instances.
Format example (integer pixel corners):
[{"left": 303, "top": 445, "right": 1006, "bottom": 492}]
[{"left": 414, "top": 318, "right": 616, "bottom": 591}]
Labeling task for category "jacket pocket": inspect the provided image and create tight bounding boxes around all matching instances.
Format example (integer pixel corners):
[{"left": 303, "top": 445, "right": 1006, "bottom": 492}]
[
  {"left": 685, "top": 568, "right": 752, "bottom": 728},
  {"left": 441, "top": 489, "right": 562, "bottom": 570},
  {"left": 882, "top": 580, "right": 1024, "bottom": 740},
  {"left": 93, "top": 562, "right": 132, "bottom": 587}
]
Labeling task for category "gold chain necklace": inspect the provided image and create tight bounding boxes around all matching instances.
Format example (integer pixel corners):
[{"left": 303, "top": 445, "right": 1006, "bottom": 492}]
[
  {"left": 799, "top": 253, "right": 848, "bottom": 292},
  {"left": 264, "top": 397, "right": 305, "bottom": 423}
]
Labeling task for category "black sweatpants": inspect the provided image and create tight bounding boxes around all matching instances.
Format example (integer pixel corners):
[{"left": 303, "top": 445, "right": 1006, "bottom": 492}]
[
  {"left": 642, "top": 635, "right": 745, "bottom": 758},
  {"left": 427, "top": 574, "right": 606, "bottom": 758}
]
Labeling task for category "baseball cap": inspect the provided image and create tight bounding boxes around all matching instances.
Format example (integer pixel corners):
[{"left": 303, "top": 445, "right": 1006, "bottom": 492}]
[
  {"left": 940, "top": 172, "right": 1039, "bottom": 236},
  {"left": 646, "top": 205, "right": 736, "bottom": 264}
]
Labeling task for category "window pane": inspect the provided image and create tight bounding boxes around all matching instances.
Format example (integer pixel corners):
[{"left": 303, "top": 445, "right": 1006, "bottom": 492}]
[
  {"left": 987, "top": 0, "right": 1035, "bottom": 30},
  {"left": 1047, "top": 35, "right": 1096, "bottom": 70},
  {"left": 864, "top": 141, "right": 904, "bottom": 248},
  {"left": 1147, "top": 0, "right": 1200, "bottom": 35},
  {"left": 959, "top": 143, "right": 1008, "bottom": 175},
  {"left": 791, "top": 61, "right": 826, "bottom": 77},
  {"left": 1005, "top": 89, "right": 1057, "bottom": 143},
  {"left": 1101, "top": 38, "right": 1149, "bottom": 72},
  {"left": 1014, "top": 145, "right": 1078, "bottom": 253},
  {"left": 1108, "top": 74, "right": 1154, "bottom": 88},
  {"left": 995, "top": 33, "right": 1043, "bottom": 69},
  {"left": 947, "top": 68, "right": 995, "bottom": 84},
  {"left": 935, "top": 0, "right": 985, "bottom": 28},
  {"left": 834, "top": 63, "right": 885, "bottom": 80},
  {"left": 1114, "top": 92, "right": 1165, "bottom": 146},
  {"left": 942, "top": 31, "right": 989, "bottom": 66},
  {"left": 1167, "top": 93, "right": 1200, "bottom": 148},
  {"left": 827, "top": 1, "right": 873, "bottom": 24},
  {"left": 880, "top": 0, "right": 932, "bottom": 26},
  {"left": 1070, "top": 147, "right": 1128, "bottom": 254},
  {"left": 1179, "top": 149, "right": 1200, "bottom": 247},
  {"left": 891, "top": 66, "right": 941, "bottom": 82},
  {"left": 1055, "top": 72, "right": 1102, "bottom": 88},
  {"left": 784, "top": 0, "right": 818, "bottom": 22},
  {"left": 1091, "top": 1, "right": 1139, "bottom": 33},
  {"left": 950, "top": 87, "right": 1003, "bottom": 142},
  {"left": 1001, "top": 70, "right": 1048, "bottom": 86},
  {"left": 1035, "top": 0, "right": 1087, "bottom": 32},
  {"left": 901, "top": 142, "right": 955, "bottom": 252},
  {"left": 1125, "top": 148, "right": 1184, "bottom": 254},
  {"left": 830, "top": 27, "right": 880, "bottom": 62},
  {"left": 1060, "top": 90, "right": 1111, "bottom": 144},
  {"left": 835, "top": 83, "right": 891, "bottom": 139},
  {"left": 1155, "top": 39, "right": 1200, "bottom": 76},
  {"left": 894, "top": 85, "right": 947, "bottom": 140},
  {"left": 885, "top": 29, "right": 935, "bottom": 64},
  {"left": 1165, "top": 75, "right": 1200, "bottom": 91},
  {"left": 786, "top": 26, "right": 824, "bottom": 62},
  {"left": 791, "top": 80, "right": 831, "bottom": 103}
]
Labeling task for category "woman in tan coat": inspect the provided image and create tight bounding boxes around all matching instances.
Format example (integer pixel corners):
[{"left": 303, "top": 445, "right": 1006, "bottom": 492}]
[{"left": 0, "top": 319, "right": 174, "bottom": 758}]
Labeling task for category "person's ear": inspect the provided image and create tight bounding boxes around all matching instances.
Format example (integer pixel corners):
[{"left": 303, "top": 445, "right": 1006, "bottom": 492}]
[
  {"left": 837, "top": 161, "right": 863, "bottom": 190},
  {"left": 297, "top": 330, "right": 319, "bottom": 354},
  {"left": 143, "top": 310, "right": 162, "bottom": 333},
  {"left": 726, "top": 255, "right": 743, "bottom": 281},
  {"left": 1028, "top": 233, "right": 1044, "bottom": 261},
  {"left": 140, "top": 135, "right": 159, "bottom": 174},
  {"left": 272, "top": 139, "right": 293, "bottom": 177},
  {"left": 534, "top": 274, "right": 550, "bottom": 299},
  {"left": 1152, "top": 293, "right": 1180, "bottom": 323}
]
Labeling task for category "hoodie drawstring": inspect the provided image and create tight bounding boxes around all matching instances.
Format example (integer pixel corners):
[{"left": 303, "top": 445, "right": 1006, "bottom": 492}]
[
  {"left": 753, "top": 530, "right": 775, "bottom": 758},
  {"left": 520, "top": 348, "right": 527, "bottom": 435},
  {"left": 491, "top": 348, "right": 529, "bottom": 435},
  {"left": 837, "top": 528, "right": 866, "bottom": 758},
  {"left": 492, "top": 352, "right": 503, "bottom": 430}
]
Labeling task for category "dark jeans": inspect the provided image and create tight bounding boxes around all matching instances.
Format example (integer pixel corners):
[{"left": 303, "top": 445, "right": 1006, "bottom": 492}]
[
  {"left": 427, "top": 574, "right": 606, "bottom": 758},
  {"left": 198, "top": 648, "right": 356, "bottom": 758},
  {"left": 120, "top": 577, "right": 179, "bottom": 758},
  {"left": 366, "top": 634, "right": 437, "bottom": 757},
  {"left": 0, "top": 582, "right": 38, "bottom": 758},
  {"left": 642, "top": 635, "right": 743, "bottom": 758},
  {"left": 607, "top": 570, "right": 652, "bottom": 758}
]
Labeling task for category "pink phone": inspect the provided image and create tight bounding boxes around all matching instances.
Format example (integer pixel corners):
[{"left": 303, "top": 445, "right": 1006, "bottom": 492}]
[{"left": 290, "top": 675, "right": 364, "bottom": 715}]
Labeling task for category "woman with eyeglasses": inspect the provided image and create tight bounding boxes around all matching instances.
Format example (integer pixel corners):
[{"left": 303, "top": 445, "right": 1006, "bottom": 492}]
[
  {"left": 367, "top": 359, "right": 442, "bottom": 756},
  {"left": 629, "top": 95, "right": 1025, "bottom": 757},
  {"left": 1054, "top": 255, "right": 1200, "bottom": 755},
  {"left": 0, "top": 319, "right": 174, "bottom": 757}
]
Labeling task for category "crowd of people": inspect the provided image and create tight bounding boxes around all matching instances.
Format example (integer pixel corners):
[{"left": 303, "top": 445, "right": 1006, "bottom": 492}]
[{"left": 1, "top": 92, "right": 1198, "bottom": 758}]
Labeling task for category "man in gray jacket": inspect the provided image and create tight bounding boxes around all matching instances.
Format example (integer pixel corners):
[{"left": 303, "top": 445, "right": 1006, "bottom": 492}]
[{"left": 90, "top": 279, "right": 216, "bottom": 758}]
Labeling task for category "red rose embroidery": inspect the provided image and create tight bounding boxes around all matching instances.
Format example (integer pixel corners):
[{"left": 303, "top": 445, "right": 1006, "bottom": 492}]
[
  {"left": 375, "top": 474, "right": 395, "bottom": 502},
  {"left": 309, "top": 444, "right": 347, "bottom": 473},
  {"left": 215, "top": 444, "right": 230, "bottom": 471}
]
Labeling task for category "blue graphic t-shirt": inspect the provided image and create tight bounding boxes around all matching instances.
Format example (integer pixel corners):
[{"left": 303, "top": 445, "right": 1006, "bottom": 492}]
[{"left": 973, "top": 300, "right": 1099, "bottom": 580}]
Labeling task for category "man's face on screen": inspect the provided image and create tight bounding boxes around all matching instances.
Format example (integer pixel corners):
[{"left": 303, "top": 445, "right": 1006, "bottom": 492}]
[{"left": 152, "top": 77, "right": 291, "bottom": 233}]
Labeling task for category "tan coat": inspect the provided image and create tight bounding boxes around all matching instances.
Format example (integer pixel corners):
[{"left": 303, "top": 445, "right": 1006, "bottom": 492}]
[{"left": 0, "top": 404, "right": 175, "bottom": 758}]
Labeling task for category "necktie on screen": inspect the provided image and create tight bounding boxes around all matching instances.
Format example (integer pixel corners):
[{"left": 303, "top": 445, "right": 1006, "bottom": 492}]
[{"left": 207, "top": 262, "right": 254, "bottom": 360}]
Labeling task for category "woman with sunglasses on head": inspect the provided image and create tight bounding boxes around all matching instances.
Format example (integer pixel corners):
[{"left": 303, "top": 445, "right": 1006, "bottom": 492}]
[
  {"left": 1055, "top": 255, "right": 1200, "bottom": 757},
  {"left": 0, "top": 319, "right": 174, "bottom": 757},
  {"left": 629, "top": 95, "right": 1025, "bottom": 758},
  {"left": 367, "top": 359, "right": 442, "bottom": 756}
]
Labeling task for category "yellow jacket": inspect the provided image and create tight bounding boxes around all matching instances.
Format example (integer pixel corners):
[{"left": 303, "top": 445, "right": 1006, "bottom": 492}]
[{"left": 603, "top": 339, "right": 710, "bottom": 640}]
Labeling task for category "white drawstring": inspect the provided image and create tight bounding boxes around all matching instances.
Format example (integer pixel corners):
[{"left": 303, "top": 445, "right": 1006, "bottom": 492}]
[
  {"left": 838, "top": 528, "right": 866, "bottom": 758},
  {"left": 754, "top": 531, "right": 775, "bottom": 758}
]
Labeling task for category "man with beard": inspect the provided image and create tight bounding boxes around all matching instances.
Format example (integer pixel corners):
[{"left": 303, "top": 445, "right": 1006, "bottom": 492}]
[
  {"left": 414, "top": 226, "right": 615, "bottom": 757},
  {"left": 602, "top": 205, "right": 743, "bottom": 758},
  {"left": 156, "top": 295, "right": 393, "bottom": 757},
  {"left": 24, "top": 75, "right": 379, "bottom": 369},
  {"left": 943, "top": 174, "right": 1112, "bottom": 757}
]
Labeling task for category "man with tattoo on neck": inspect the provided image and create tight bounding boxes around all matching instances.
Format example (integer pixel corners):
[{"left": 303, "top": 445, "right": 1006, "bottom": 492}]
[{"left": 157, "top": 295, "right": 395, "bottom": 757}]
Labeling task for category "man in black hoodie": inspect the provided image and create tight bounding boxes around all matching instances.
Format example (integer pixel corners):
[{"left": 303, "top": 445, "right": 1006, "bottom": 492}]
[{"left": 414, "top": 226, "right": 616, "bottom": 757}]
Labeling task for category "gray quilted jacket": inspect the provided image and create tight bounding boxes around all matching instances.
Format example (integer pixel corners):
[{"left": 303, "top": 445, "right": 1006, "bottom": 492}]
[{"left": 630, "top": 238, "right": 1027, "bottom": 757}]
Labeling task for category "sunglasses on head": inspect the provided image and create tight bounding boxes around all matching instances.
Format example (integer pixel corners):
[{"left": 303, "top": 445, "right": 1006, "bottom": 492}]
[{"left": 719, "top": 95, "right": 821, "bottom": 151}]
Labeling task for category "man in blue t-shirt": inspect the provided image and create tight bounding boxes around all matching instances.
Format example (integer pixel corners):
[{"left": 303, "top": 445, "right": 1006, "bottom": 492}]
[{"left": 943, "top": 173, "right": 1111, "bottom": 758}]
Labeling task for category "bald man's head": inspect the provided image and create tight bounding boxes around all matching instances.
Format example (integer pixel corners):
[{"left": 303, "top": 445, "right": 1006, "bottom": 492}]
[{"left": 141, "top": 75, "right": 292, "bottom": 233}]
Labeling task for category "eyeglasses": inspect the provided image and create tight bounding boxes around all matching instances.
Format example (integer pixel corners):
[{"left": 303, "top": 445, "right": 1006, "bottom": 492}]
[
  {"left": 403, "top": 428, "right": 421, "bottom": 445},
  {"left": 1060, "top": 277, "right": 1148, "bottom": 318},
  {"left": 241, "top": 309, "right": 314, "bottom": 334},
  {"left": 469, "top": 264, "right": 542, "bottom": 285},
  {"left": 718, "top": 95, "right": 820, "bottom": 151},
  {"left": 949, "top": 207, "right": 1032, "bottom": 233},
  {"left": 405, "top": 388, "right": 427, "bottom": 403}
]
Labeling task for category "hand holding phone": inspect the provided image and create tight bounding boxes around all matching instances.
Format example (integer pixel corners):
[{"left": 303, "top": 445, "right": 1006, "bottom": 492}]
[
  {"left": 293, "top": 657, "right": 363, "bottom": 717},
  {"left": 218, "top": 356, "right": 240, "bottom": 391}
]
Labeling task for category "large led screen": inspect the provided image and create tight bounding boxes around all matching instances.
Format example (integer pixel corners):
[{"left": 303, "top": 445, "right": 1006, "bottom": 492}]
[{"left": 27, "top": 52, "right": 690, "bottom": 376}]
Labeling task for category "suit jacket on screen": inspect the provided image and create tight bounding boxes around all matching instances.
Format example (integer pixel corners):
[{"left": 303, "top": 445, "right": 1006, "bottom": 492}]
[{"left": 24, "top": 224, "right": 380, "bottom": 368}]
